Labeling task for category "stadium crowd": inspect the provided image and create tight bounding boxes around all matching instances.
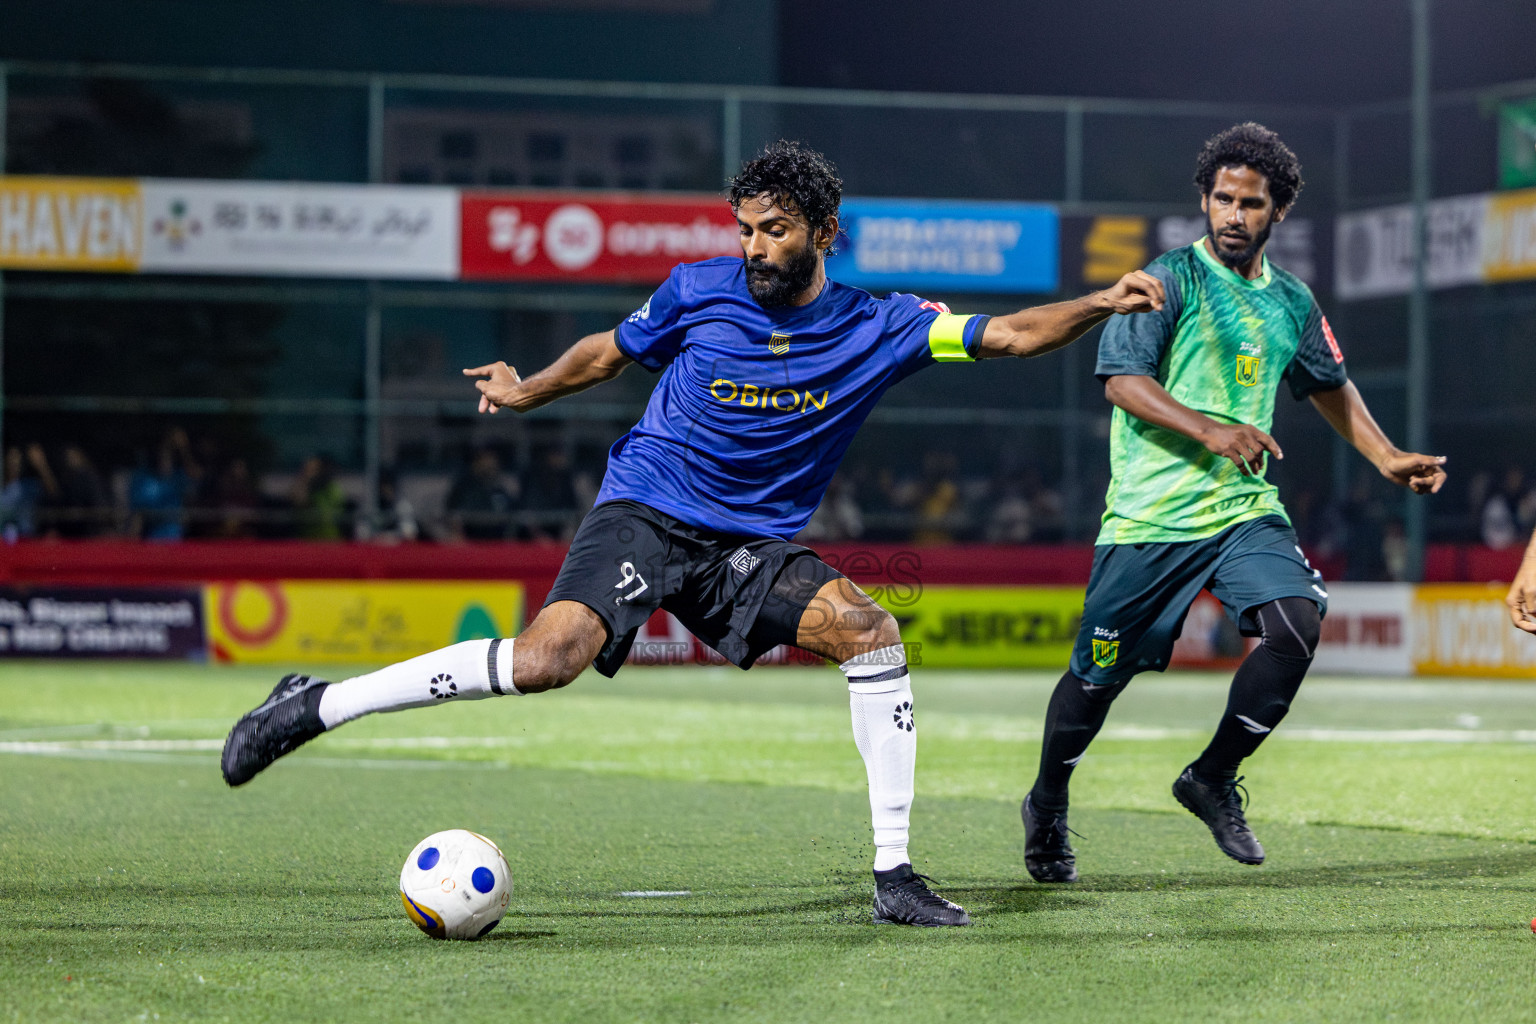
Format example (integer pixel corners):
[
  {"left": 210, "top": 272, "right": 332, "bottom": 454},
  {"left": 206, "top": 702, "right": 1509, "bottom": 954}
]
[{"left": 1, "top": 425, "right": 1524, "bottom": 580}]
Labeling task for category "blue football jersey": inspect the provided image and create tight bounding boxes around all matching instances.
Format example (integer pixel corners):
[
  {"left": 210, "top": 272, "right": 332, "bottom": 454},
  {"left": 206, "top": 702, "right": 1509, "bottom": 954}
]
[{"left": 596, "top": 256, "right": 990, "bottom": 539}]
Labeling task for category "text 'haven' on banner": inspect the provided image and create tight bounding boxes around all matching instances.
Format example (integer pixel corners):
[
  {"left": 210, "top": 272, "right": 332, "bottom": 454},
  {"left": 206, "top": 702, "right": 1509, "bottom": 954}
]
[
  {"left": 0, "top": 177, "right": 142, "bottom": 271},
  {"left": 460, "top": 191, "right": 739, "bottom": 283}
]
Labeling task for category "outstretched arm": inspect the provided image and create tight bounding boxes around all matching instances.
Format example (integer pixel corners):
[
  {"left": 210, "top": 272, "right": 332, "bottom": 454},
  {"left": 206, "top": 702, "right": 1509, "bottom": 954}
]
[
  {"left": 463, "top": 330, "right": 633, "bottom": 414},
  {"left": 1307, "top": 382, "right": 1446, "bottom": 494},
  {"left": 975, "top": 270, "right": 1166, "bottom": 360},
  {"left": 1103, "top": 374, "right": 1283, "bottom": 476}
]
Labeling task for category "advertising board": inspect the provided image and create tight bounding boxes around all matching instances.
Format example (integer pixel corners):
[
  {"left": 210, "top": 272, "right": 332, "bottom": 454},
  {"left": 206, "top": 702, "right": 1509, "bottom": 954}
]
[
  {"left": 1412, "top": 584, "right": 1536, "bottom": 678},
  {"left": 0, "top": 586, "right": 204, "bottom": 659},
  {"left": 827, "top": 199, "right": 1059, "bottom": 295},
  {"left": 1312, "top": 583, "right": 1413, "bottom": 676},
  {"left": 206, "top": 581, "right": 524, "bottom": 664},
  {"left": 0, "top": 176, "right": 142, "bottom": 272},
  {"left": 138, "top": 180, "right": 459, "bottom": 279},
  {"left": 460, "top": 191, "right": 737, "bottom": 283}
]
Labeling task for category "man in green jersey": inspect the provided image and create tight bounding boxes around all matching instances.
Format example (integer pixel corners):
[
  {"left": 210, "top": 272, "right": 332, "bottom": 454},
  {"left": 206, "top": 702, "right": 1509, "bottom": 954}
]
[{"left": 1022, "top": 123, "right": 1447, "bottom": 882}]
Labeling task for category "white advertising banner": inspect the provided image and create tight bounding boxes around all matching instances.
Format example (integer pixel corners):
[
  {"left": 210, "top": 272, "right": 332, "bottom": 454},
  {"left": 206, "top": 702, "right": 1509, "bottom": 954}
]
[
  {"left": 139, "top": 180, "right": 459, "bottom": 279},
  {"left": 1313, "top": 582, "right": 1414, "bottom": 676},
  {"left": 1334, "top": 195, "right": 1488, "bottom": 299}
]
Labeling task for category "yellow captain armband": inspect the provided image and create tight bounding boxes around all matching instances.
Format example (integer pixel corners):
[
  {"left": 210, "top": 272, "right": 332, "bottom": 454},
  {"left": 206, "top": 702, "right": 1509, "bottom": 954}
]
[{"left": 926, "top": 313, "right": 980, "bottom": 362}]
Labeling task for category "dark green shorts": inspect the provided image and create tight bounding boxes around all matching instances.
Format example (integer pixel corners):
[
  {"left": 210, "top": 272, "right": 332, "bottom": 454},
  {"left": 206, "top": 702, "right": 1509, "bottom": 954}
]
[{"left": 1069, "top": 514, "right": 1327, "bottom": 685}]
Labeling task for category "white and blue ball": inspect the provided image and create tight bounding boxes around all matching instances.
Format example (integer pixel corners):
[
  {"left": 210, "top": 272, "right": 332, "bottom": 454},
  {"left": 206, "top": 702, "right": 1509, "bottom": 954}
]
[{"left": 399, "top": 829, "right": 512, "bottom": 940}]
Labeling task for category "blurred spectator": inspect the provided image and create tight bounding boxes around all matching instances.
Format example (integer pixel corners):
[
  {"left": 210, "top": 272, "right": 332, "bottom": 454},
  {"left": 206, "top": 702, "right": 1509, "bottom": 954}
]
[
  {"left": 44, "top": 444, "right": 112, "bottom": 538},
  {"left": 520, "top": 447, "right": 579, "bottom": 541},
  {"left": 1479, "top": 466, "right": 1529, "bottom": 550},
  {"left": 911, "top": 451, "right": 962, "bottom": 545},
  {"left": 800, "top": 474, "right": 864, "bottom": 542},
  {"left": 356, "top": 469, "right": 419, "bottom": 544},
  {"left": 1341, "top": 472, "right": 1388, "bottom": 580},
  {"left": 291, "top": 454, "right": 348, "bottom": 540},
  {"left": 986, "top": 479, "right": 1034, "bottom": 543},
  {"left": 446, "top": 448, "right": 516, "bottom": 541},
  {"left": 128, "top": 429, "right": 201, "bottom": 540},
  {"left": 0, "top": 444, "right": 57, "bottom": 541},
  {"left": 1382, "top": 518, "right": 1409, "bottom": 581},
  {"left": 212, "top": 457, "right": 263, "bottom": 539}
]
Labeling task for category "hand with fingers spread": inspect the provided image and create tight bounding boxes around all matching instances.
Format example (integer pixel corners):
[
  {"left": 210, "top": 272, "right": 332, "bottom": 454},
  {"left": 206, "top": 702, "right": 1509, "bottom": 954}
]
[
  {"left": 1378, "top": 451, "right": 1447, "bottom": 495},
  {"left": 462, "top": 362, "right": 523, "bottom": 414},
  {"left": 1197, "top": 421, "right": 1283, "bottom": 476}
]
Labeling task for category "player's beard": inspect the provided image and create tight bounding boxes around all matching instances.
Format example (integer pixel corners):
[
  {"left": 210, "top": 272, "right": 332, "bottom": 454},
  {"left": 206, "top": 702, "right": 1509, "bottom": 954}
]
[
  {"left": 1208, "top": 213, "right": 1274, "bottom": 270},
  {"left": 745, "top": 241, "right": 821, "bottom": 308}
]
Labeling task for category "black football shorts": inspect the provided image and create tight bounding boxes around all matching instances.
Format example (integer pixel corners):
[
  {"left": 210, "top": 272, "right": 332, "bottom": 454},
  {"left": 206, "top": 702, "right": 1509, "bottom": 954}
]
[
  {"left": 1069, "top": 514, "right": 1328, "bottom": 686},
  {"left": 544, "top": 500, "right": 844, "bottom": 676}
]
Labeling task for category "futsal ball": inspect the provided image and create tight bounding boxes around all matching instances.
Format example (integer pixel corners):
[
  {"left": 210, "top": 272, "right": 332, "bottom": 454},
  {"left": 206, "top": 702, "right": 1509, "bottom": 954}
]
[{"left": 399, "top": 829, "right": 512, "bottom": 940}]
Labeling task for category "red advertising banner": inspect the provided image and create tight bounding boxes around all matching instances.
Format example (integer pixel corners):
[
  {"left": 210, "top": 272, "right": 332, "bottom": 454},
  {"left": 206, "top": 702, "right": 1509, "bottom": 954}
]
[{"left": 460, "top": 191, "right": 740, "bottom": 283}]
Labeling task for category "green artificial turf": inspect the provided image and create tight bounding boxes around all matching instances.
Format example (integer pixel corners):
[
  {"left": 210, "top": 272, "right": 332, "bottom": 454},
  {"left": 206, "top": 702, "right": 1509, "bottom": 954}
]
[{"left": 2, "top": 663, "right": 1534, "bottom": 1022}]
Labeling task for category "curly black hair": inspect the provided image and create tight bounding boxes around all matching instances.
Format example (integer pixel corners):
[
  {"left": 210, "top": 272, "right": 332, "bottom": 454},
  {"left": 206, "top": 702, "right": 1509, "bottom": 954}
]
[
  {"left": 1194, "top": 122, "right": 1304, "bottom": 212},
  {"left": 728, "top": 140, "right": 843, "bottom": 238}
]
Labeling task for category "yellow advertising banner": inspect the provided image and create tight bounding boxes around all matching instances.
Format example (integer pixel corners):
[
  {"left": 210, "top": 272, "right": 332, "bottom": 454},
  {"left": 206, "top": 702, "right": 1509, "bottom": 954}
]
[
  {"left": 1412, "top": 583, "right": 1536, "bottom": 678},
  {"left": 205, "top": 580, "right": 524, "bottom": 664},
  {"left": 1082, "top": 215, "right": 1148, "bottom": 285},
  {"left": 870, "top": 585, "right": 1084, "bottom": 669},
  {"left": 1484, "top": 187, "right": 1536, "bottom": 283},
  {"left": 0, "top": 176, "right": 142, "bottom": 271}
]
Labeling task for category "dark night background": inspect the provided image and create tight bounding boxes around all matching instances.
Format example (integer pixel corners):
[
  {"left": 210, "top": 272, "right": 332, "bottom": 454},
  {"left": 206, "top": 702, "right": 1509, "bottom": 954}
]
[
  {"left": 0, "top": 0, "right": 1533, "bottom": 555},
  {"left": 776, "top": 0, "right": 1532, "bottom": 105}
]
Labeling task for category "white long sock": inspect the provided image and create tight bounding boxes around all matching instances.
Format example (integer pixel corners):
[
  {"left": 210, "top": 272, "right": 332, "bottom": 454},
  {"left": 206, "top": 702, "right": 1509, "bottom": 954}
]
[
  {"left": 842, "top": 644, "right": 915, "bottom": 873},
  {"left": 317, "top": 638, "right": 519, "bottom": 729}
]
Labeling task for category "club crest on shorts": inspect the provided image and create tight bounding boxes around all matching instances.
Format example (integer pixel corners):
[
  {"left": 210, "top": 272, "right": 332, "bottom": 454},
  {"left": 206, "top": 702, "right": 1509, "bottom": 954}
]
[
  {"left": 1235, "top": 354, "right": 1260, "bottom": 387},
  {"left": 728, "top": 547, "right": 761, "bottom": 576},
  {"left": 768, "top": 331, "right": 791, "bottom": 356},
  {"left": 1091, "top": 638, "right": 1119, "bottom": 668}
]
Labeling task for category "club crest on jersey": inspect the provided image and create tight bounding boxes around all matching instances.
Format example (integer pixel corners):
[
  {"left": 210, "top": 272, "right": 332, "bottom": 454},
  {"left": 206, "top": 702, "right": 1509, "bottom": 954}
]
[
  {"left": 1091, "top": 638, "right": 1119, "bottom": 668},
  {"left": 1235, "top": 354, "right": 1261, "bottom": 387},
  {"left": 768, "top": 331, "right": 791, "bottom": 356}
]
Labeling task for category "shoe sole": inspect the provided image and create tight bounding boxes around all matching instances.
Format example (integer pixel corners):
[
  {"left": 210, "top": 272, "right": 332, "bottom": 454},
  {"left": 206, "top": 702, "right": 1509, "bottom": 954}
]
[
  {"left": 220, "top": 677, "right": 326, "bottom": 787},
  {"left": 872, "top": 911, "right": 972, "bottom": 927},
  {"left": 1172, "top": 782, "right": 1265, "bottom": 865}
]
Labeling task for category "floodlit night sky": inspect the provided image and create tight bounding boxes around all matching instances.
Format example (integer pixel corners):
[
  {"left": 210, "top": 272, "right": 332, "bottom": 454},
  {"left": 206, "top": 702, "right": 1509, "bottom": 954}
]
[{"left": 779, "top": 0, "right": 1535, "bottom": 105}]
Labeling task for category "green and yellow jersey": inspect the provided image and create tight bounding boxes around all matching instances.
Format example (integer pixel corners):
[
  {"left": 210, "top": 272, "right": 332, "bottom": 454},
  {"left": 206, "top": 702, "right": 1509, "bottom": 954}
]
[{"left": 1093, "top": 239, "right": 1348, "bottom": 545}]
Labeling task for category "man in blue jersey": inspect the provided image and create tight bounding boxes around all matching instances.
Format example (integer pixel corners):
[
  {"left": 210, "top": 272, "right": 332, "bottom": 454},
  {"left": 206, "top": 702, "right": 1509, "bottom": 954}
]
[{"left": 222, "top": 140, "right": 1164, "bottom": 927}]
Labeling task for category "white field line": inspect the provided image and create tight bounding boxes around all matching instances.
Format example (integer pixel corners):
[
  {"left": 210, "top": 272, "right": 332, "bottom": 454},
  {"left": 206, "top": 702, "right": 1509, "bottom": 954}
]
[
  {"left": 619, "top": 890, "right": 692, "bottom": 897},
  {"left": 2, "top": 725, "right": 1536, "bottom": 762}
]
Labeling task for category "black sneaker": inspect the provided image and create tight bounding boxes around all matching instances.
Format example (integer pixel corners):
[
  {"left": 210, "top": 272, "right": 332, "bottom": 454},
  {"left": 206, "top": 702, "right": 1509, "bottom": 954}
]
[
  {"left": 1022, "top": 794, "right": 1078, "bottom": 883},
  {"left": 871, "top": 864, "right": 971, "bottom": 927},
  {"left": 221, "top": 674, "right": 330, "bottom": 787},
  {"left": 1172, "top": 766, "right": 1265, "bottom": 865}
]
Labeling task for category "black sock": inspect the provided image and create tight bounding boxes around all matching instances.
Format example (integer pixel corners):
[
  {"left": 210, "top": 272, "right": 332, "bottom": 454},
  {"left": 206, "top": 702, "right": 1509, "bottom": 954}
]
[
  {"left": 1192, "top": 597, "right": 1318, "bottom": 782},
  {"left": 1029, "top": 671, "right": 1126, "bottom": 815}
]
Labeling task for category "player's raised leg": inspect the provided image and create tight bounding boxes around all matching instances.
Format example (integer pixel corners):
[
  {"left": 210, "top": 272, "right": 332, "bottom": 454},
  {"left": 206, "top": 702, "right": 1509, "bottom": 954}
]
[
  {"left": 793, "top": 576, "right": 970, "bottom": 927},
  {"left": 220, "top": 601, "right": 606, "bottom": 786},
  {"left": 1173, "top": 593, "right": 1320, "bottom": 865}
]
